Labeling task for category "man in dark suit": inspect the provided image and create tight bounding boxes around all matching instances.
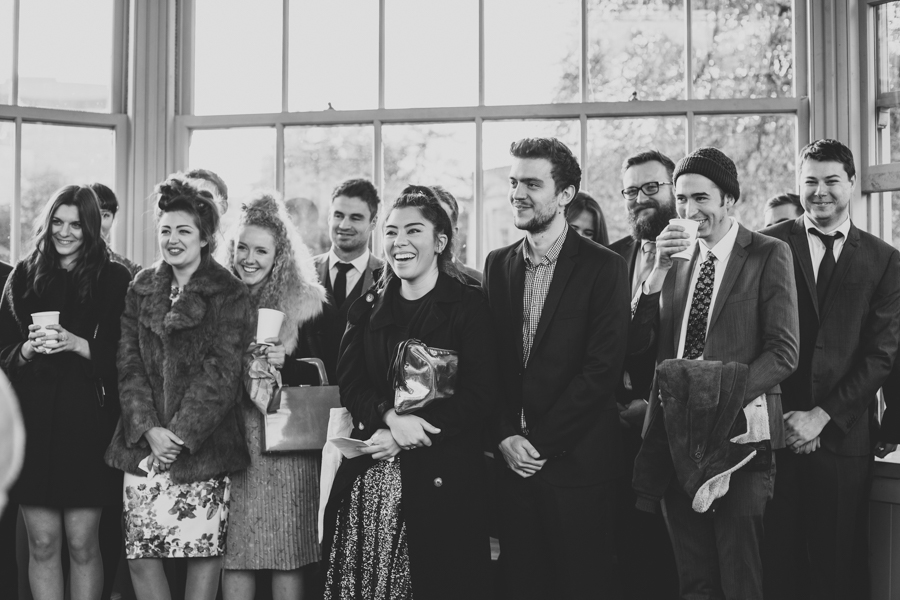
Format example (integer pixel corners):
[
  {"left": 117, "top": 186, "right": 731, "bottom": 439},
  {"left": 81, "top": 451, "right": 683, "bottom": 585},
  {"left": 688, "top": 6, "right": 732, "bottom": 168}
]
[
  {"left": 632, "top": 147, "right": 799, "bottom": 600},
  {"left": 312, "top": 178, "right": 383, "bottom": 356},
  {"left": 761, "top": 139, "right": 900, "bottom": 600},
  {"left": 610, "top": 150, "right": 679, "bottom": 600},
  {"left": 483, "top": 137, "right": 630, "bottom": 599},
  {"left": 432, "top": 184, "right": 482, "bottom": 285}
]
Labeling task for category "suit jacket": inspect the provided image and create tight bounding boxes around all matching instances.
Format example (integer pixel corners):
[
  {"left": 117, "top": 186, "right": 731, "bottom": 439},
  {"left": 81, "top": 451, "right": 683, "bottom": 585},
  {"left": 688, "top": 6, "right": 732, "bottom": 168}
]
[
  {"left": 633, "top": 223, "right": 800, "bottom": 449},
  {"left": 313, "top": 250, "right": 383, "bottom": 353},
  {"left": 763, "top": 217, "right": 900, "bottom": 456},
  {"left": 484, "top": 228, "right": 631, "bottom": 486}
]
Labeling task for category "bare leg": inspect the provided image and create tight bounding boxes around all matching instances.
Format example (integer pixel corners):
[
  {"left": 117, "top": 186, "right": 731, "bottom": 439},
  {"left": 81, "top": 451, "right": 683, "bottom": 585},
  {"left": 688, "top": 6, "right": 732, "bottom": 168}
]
[
  {"left": 185, "top": 556, "right": 223, "bottom": 600},
  {"left": 21, "top": 505, "right": 64, "bottom": 600},
  {"left": 222, "top": 569, "right": 255, "bottom": 600},
  {"left": 272, "top": 568, "right": 305, "bottom": 600},
  {"left": 63, "top": 507, "right": 103, "bottom": 600},
  {"left": 128, "top": 558, "right": 172, "bottom": 600}
]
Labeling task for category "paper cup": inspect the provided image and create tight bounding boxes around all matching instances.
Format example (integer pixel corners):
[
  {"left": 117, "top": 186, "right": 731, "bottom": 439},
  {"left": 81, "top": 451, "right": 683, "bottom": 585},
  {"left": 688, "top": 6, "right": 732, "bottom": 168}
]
[
  {"left": 669, "top": 218, "right": 700, "bottom": 260},
  {"left": 31, "top": 311, "right": 60, "bottom": 348},
  {"left": 256, "top": 308, "right": 285, "bottom": 344}
]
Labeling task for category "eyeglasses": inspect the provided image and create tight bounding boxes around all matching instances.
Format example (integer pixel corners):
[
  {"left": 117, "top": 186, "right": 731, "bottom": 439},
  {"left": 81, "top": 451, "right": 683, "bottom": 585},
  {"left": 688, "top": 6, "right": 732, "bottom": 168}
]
[{"left": 621, "top": 182, "right": 673, "bottom": 200}]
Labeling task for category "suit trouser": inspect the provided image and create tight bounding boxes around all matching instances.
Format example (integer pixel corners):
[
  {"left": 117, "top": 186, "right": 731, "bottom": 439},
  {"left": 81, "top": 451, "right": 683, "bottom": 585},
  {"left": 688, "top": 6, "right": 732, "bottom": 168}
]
[
  {"left": 663, "top": 465, "right": 774, "bottom": 600},
  {"left": 762, "top": 447, "right": 870, "bottom": 600},
  {"left": 498, "top": 469, "right": 619, "bottom": 600}
]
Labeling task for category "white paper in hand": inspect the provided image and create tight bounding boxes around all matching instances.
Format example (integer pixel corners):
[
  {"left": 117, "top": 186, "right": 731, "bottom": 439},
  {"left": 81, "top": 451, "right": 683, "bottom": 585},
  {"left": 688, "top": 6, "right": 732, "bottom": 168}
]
[{"left": 328, "top": 436, "right": 373, "bottom": 459}]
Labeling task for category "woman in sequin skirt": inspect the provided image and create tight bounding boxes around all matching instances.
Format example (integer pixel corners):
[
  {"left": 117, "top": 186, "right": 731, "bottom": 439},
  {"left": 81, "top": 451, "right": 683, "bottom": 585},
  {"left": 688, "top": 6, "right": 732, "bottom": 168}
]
[
  {"left": 323, "top": 186, "right": 499, "bottom": 600},
  {"left": 105, "top": 177, "right": 252, "bottom": 600}
]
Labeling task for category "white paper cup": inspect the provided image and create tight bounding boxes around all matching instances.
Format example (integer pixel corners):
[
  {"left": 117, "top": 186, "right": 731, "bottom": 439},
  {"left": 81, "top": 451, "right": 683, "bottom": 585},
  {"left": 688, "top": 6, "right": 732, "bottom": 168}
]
[
  {"left": 669, "top": 219, "right": 700, "bottom": 260},
  {"left": 31, "top": 311, "right": 60, "bottom": 348},
  {"left": 256, "top": 309, "right": 285, "bottom": 344}
]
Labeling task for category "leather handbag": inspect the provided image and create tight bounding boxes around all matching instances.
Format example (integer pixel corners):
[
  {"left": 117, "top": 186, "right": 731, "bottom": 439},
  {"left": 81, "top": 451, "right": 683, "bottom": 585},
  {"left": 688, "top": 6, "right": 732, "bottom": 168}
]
[
  {"left": 261, "top": 358, "right": 342, "bottom": 453},
  {"left": 390, "top": 338, "right": 458, "bottom": 415}
]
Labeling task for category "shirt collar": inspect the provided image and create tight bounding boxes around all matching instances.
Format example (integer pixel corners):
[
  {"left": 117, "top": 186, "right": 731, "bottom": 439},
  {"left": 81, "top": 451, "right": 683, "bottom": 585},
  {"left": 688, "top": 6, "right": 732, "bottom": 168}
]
[
  {"left": 523, "top": 224, "right": 568, "bottom": 268},
  {"left": 328, "top": 247, "right": 370, "bottom": 273},
  {"left": 803, "top": 214, "right": 851, "bottom": 239},
  {"left": 698, "top": 217, "right": 738, "bottom": 263}
]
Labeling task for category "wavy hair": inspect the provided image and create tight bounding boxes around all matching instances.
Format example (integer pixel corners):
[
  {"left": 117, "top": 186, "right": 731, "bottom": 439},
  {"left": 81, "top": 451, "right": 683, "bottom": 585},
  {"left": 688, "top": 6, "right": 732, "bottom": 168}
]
[
  {"left": 224, "top": 192, "right": 326, "bottom": 354},
  {"left": 25, "top": 185, "right": 108, "bottom": 303}
]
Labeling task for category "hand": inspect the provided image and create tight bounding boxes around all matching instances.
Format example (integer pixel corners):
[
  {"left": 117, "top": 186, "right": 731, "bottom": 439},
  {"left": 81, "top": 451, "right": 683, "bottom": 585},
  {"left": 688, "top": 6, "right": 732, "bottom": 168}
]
[
  {"left": 791, "top": 437, "right": 820, "bottom": 455},
  {"left": 784, "top": 408, "right": 831, "bottom": 449},
  {"left": 361, "top": 428, "right": 402, "bottom": 461},
  {"left": 41, "top": 324, "right": 82, "bottom": 355},
  {"left": 653, "top": 224, "right": 693, "bottom": 270},
  {"left": 875, "top": 442, "right": 898, "bottom": 459},
  {"left": 144, "top": 427, "right": 184, "bottom": 465},
  {"left": 26, "top": 324, "right": 48, "bottom": 354},
  {"left": 263, "top": 338, "right": 285, "bottom": 369},
  {"left": 499, "top": 435, "right": 547, "bottom": 478},
  {"left": 619, "top": 399, "right": 648, "bottom": 430},
  {"left": 384, "top": 409, "right": 441, "bottom": 449}
]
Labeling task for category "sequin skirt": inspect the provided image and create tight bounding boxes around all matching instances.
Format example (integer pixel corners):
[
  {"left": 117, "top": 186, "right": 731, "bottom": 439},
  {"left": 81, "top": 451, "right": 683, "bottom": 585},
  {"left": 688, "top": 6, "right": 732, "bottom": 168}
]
[
  {"left": 325, "top": 458, "right": 412, "bottom": 600},
  {"left": 123, "top": 470, "right": 230, "bottom": 559}
]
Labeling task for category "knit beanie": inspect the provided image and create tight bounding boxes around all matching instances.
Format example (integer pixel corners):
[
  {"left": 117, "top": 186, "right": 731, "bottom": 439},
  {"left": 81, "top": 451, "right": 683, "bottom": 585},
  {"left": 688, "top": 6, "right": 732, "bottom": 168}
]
[{"left": 673, "top": 147, "right": 740, "bottom": 201}]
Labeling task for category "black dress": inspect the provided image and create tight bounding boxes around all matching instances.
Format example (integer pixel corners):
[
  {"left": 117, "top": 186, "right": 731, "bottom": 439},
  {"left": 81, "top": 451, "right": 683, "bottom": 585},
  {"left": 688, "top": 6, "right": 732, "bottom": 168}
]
[{"left": 0, "top": 260, "right": 131, "bottom": 507}]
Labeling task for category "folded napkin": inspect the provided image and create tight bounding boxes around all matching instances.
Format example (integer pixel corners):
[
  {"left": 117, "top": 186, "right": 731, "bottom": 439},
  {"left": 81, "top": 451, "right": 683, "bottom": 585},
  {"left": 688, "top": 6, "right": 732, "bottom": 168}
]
[{"left": 244, "top": 343, "right": 283, "bottom": 415}]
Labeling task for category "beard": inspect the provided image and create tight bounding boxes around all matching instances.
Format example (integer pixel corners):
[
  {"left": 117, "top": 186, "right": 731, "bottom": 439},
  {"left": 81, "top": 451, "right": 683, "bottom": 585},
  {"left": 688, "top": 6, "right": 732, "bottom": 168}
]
[
  {"left": 630, "top": 200, "right": 677, "bottom": 241},
  {"left": 515, "top": 202, "right": 558, "bottom": 235}
]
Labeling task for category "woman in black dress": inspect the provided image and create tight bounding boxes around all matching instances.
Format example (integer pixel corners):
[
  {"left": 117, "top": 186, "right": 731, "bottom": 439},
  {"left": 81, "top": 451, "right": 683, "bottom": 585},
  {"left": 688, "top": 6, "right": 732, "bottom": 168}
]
[
  {"left": 323, "top": 185, "right": 498, "bottom": 600},
  {"left": 0, "top": 185, "right": 131, "bottom": 600}
]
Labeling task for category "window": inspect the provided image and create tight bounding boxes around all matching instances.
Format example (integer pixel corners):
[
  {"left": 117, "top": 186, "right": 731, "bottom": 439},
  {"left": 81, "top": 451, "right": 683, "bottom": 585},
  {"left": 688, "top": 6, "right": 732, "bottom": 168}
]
[
  {"left": 178, "top": 0, "right": 805, "bottom": 267},
  {"left": 0, "top": 0, "right": 128, "bottom": 262}
]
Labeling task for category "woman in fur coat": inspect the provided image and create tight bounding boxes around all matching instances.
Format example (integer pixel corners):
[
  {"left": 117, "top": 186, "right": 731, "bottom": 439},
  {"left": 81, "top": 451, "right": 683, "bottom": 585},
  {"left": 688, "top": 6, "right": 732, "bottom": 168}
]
[
  {"left": 221, "top": 192, "right": 330, "bottom": 600},
  {"left": 105, "top": 178, "right": 252, "bottom": 600}
]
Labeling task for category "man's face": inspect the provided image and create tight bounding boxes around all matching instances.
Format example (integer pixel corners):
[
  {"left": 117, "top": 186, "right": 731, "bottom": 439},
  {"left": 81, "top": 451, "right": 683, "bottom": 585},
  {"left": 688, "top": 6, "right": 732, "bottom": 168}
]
[
  {"left": 764, "top": 203, "right": 803, "bottom": 228},
  {"left": 100, "top": 209, "right": 115, "bottom": 241},
  {"left": 675, "top": 173, "right": 734, "bottom": 247},
  {"left": 508, "top": 157, "right": 572, "bottom": 235},
  {"left": 800, "top": 159, "right": 854, "bottom": 230},
  {"left": 622, "top": 161, "right": 677, "bottom": 240},
  {"left": 328, "top": 195, "right": 376, "bottom": 255}
]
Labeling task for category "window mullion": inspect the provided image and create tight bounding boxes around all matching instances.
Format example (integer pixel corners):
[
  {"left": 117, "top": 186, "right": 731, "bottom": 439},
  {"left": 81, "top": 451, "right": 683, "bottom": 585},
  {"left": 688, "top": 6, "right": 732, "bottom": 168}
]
[{"left": 12, "top": 0, "right": 19, "bottom": 105}]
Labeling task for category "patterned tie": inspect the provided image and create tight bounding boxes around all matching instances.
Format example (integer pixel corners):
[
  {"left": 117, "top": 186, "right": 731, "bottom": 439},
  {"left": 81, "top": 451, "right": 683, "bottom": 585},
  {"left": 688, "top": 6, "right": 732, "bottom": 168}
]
[
  {"left": 683, "top": 252, "right": 717, "bottom": 360},
  {"left": 333, "top": 262, "right": 353, "bottom": 306},
  {"left": 809, "top": 229, "right": 843, "bottom": 310}
]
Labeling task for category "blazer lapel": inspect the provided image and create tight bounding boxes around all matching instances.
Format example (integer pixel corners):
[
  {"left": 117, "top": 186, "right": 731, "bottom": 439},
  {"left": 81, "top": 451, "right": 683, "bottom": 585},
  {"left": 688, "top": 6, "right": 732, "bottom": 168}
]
[
  {"left": 820, "top": 223, "right": 859, "bottom": 318},
  {"left": 788, "top": 217, "right": 819, "bottom": 316},
  {"left": 316, "top": 257, "right": 331, "bottom": 294},
  {"left": 707, "top": 224, "right": 750, "bottom": 332},
  {"left": 507, "top": 242, "right": 527, "bottom": 367},
  {"left": 531, "top": 231, "right": 578, "bottom": 356}
]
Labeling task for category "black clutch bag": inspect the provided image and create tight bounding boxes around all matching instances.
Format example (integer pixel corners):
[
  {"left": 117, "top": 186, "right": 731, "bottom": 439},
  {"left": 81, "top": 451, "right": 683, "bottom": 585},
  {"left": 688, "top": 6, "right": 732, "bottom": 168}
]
[{"left": 389, "top": 338, "right": 458, "bottom": 415}]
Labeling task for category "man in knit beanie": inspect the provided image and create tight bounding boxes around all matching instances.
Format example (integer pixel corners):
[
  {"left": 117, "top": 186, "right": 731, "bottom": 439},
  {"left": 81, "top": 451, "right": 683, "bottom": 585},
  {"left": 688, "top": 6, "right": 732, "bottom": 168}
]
[{"left": 629, "top": 146, "right": 799, "bottom": 599}]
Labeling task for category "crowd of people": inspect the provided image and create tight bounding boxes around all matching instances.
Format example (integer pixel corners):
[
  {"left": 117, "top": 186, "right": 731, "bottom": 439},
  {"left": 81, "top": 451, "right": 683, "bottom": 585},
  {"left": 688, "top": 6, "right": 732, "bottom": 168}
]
[{"left": 0, "top": 135, "right": 896, "bottom": 600}]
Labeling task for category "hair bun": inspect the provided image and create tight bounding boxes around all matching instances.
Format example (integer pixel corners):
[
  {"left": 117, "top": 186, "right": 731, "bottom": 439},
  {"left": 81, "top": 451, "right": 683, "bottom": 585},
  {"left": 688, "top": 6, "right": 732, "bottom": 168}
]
[
  {"left": 155, "top": 177, "right": 195, "bottom": 209},
  {"left": 241, "top": 193, "right": 281, "bottom": 218}
]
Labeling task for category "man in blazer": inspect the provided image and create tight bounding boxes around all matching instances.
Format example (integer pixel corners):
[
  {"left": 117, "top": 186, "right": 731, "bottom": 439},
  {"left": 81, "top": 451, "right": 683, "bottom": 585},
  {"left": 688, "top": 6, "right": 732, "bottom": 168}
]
[
  {"left": 761, "top": 139, "right": 900, "bottom": 600},
  {"left": 483, "top": 137, "right": 630, "bottom": 599},
  {"left": 631, "top": 147, "right": 799, "bottom": 600},
  {"left": 312, "top": 178, "right": 384, "bottom": 356}
]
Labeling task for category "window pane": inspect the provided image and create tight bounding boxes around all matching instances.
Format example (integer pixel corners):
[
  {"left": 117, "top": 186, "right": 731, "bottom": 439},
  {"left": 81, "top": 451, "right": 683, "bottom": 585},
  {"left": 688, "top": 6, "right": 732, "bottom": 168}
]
[
  {"left": 194, "top": 0, "right": 281, "bottom": 115},
  {"left": 0, "top": 0, "right": 12, "bottom": 105},
  {"left": 482, "top": 120, "right": 580, "bottom": 255},
  {"left": 586, "top": 118, "right": 686, "bottom": 243},
  {"left": 189, "top": 128, "right": 276, "bottom": 235},
  {"left": 691, "top": 0, "right": 793, "bottom": 99},
  {"left": 18, "top": 0, "right": 113, "bottom": 112},
  {"left": 877, "top": 2, "right": 900, "bottom": 94},
  {"left": 694, "top": 114, "right": 796, "bottom": 232},
  {"left": 485, "top": 0, "right": 581, "bottom": 106},
  {"left": 0, "top": 122, "right": 12, "bottom": 260},
  {"left": 284, "top": 125, "right": 374, "bottom": 256},
  {"left": 20, "top": 124, "right": 115, "bottom": 257},
  {"left": 588, "top": 0, "right": 685, "bottom": 102},
  {"left": 289, "top": 0, "right": 377, "bottom": 112},
  {"left": 383, "top": 123, "right": 475, "bottom": 265},
  {"left": 385, "top": 0, "right": 478, "bottom": 108}
]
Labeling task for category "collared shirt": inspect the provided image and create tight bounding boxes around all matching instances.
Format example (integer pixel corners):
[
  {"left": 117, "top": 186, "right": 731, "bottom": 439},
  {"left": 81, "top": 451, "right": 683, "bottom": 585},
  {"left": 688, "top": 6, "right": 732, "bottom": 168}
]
[
  {"left": 676, "top": 218, "right": 740, "bottom": 360},
  {"left": 327, "top": 248, "right": 370, "bottom": 293},
  {"left": 804, "top": 214, "right": 851, "bottom": 282},
  {"left": 522, "top": 225, "right": 568, "bottom": 368},
  {"left": 631, "top": 239, "right": 656, "bottom": 303}
]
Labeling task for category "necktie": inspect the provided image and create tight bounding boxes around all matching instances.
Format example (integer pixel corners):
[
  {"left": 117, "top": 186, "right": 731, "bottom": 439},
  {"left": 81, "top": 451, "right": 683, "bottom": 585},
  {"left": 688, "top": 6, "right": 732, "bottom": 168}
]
[
  {"left": 809, "top": 229, "right": 843, "bottom": 310},
  {"left": 683, "top": 252, "right": 716, "bottom": 360},
  {"left": 633, "top": 240, "right": 656, "bottom": 298},
  {"left": 333, "top": 262, "right": 353, "bottom": 307}
]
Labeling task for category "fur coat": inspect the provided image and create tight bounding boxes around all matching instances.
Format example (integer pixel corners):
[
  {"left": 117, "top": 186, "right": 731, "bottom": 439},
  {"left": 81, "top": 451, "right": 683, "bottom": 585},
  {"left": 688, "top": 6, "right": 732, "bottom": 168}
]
[{"left": 105, "top": 258, "right": 252, "bottom": 483}]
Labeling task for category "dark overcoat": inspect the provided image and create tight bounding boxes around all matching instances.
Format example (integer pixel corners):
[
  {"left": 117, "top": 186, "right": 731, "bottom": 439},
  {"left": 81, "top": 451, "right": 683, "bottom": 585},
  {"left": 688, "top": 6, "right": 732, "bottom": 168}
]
[
  {"left": 105, "top": 259, "right": 252, "bottom": 483},
  {"left": 323, "top": 272, "right": 498, "bottom": 600},
  {"left": 0, "top": 259, "right": 131, "bottom": 506}
]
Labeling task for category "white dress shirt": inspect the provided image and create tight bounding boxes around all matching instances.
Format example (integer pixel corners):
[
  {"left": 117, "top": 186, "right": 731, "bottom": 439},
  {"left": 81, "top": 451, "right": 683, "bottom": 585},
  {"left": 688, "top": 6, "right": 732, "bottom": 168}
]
[
  {"left": 327, "top": 248, "right": 370, "bottom": 293},
  {"left": 803, "top": 214, "right": 851, "bottom": 282}
]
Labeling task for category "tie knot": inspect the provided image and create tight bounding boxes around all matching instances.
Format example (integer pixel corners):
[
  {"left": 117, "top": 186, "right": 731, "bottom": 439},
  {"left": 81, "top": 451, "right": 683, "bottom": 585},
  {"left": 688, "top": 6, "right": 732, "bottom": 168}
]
[
  {"left": 702, "top": 251, "right": 717, "bottom": 265},
  {"left": 809, "top": 228, "right": 843, "bottom": 249},
  {"left": 335, "top": 262, "right": 353, "bottom": 274}
]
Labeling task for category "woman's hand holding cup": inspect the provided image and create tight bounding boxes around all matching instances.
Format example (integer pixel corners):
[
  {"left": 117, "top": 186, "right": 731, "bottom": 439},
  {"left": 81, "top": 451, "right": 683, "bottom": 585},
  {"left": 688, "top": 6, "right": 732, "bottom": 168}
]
[{"left": 262, "top": 338, "right": 285, "bottom": 369}]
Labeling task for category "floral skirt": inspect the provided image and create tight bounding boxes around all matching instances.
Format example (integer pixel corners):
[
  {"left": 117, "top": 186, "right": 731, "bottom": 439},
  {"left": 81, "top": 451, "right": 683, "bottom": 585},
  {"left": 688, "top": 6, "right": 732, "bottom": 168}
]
[
  {"left": 325, "top": 457, "right": 411, "bottom": 600},
  {"left": 123, "top": 469, "right": 230, "bottom": 559}
]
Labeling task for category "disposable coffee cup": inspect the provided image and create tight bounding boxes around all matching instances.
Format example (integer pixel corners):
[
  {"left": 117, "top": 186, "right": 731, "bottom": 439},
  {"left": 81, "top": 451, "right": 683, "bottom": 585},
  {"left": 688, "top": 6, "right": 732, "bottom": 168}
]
[
  {"left": 31, "top": 311, "right": 60, "bottom": 349},
  {"left": 669, "top": 218, "right": 700, "bottom": 260},
  {"left": 256, "top": 309, "right": 285, "bottom": 344}
]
